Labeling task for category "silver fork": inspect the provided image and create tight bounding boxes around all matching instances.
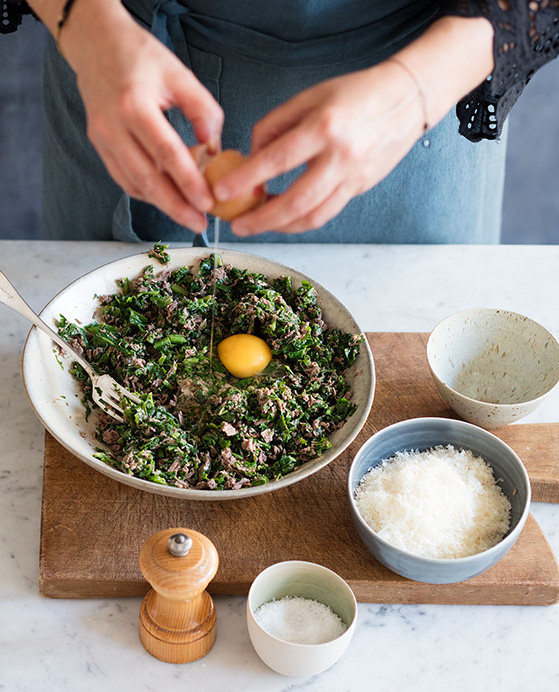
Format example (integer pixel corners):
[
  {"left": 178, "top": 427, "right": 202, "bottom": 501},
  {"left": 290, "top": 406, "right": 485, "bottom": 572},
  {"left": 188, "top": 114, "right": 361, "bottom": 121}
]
[{"left": 0, "top": 270, "right": 141, "bottom": 422}]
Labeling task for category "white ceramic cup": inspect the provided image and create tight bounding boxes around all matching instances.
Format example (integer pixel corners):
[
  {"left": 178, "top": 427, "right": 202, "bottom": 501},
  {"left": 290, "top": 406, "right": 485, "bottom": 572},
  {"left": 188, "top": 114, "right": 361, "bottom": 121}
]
[{"left": 247, "top": 560, "right": 357, "bottom": 678}]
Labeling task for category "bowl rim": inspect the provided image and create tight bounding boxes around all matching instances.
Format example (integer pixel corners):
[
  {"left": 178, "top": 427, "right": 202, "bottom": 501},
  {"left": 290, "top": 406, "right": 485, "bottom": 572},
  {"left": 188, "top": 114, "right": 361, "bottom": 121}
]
[
  {"left": 22, "top": 246, "right": 375, "bottom": 501},
  {"left": 347, "top": 417, "right": 532, "bottom": 565},
  {"left": 426, "top": 307, "right": 559, "bottom": 408}
]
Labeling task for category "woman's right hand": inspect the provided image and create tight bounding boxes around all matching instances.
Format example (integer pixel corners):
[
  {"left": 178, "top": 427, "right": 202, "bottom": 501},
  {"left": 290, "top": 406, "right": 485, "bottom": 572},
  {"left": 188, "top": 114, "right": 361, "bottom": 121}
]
[{"left": 52, "top": 0, "right": 224, "bottom": 233}]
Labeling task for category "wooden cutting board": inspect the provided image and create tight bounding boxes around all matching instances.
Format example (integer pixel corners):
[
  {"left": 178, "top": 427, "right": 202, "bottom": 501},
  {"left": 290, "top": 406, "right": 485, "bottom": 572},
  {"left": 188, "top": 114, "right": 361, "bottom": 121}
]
[{"left": 39, "top": 333, "right": 559, "bottom": 604}]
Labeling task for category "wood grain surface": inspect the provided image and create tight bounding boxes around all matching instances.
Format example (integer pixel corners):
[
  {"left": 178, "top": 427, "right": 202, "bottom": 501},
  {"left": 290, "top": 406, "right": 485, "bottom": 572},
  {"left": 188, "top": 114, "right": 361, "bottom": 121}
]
[
  {"left": 39, "top": 333, "right": 559, "bottom": 604},
  {"left": 139, "top": 528, "right": 218, "bottom": 663}
]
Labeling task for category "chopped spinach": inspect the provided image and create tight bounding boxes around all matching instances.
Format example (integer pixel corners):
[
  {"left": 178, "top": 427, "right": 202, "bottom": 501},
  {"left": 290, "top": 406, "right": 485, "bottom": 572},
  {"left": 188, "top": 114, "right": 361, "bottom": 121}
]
[
  {"left": 58, "top": 254, "right": 363, "bottom": 491},
  {"left": 147, "top": 241, "right": 171, "bottom": 265}
]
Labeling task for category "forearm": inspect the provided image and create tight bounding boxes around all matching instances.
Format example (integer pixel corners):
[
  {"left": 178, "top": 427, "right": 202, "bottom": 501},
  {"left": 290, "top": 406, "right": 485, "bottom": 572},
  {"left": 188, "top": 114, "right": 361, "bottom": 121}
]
[
  {"left": 24, "top": 0, "right": 130, "bottom": 32},
  {"left": 393, "top": 15, "right": 495, "bottom": 129},
  {"left": 27, "top": 0, "right": 223, "bottom": 229},
  {"left": 24, "top": 0, "right": 132, "bottom": 71}
]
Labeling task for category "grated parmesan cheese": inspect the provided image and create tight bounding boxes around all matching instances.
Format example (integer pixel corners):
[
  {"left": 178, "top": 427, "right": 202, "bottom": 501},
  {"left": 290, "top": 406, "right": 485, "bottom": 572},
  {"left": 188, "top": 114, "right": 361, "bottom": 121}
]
[
  {"left": 354, "top": 445, "right": 511, "bottom": 559},
  {"left": 254, "top": 596, "right": 348, "bottom": 645}
]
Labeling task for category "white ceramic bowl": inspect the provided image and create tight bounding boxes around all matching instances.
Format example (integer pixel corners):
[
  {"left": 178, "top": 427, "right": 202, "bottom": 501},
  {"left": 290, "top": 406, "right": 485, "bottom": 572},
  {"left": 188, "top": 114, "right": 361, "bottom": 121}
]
[
  {"left": 348, "top": 417, "right": 531, "bottom": 584},
  {"left": 427, "top": 308, "right": 559, "bottom": 429},
  {"left": 247, "top": 561, "right": 357, "bottom": 678},
  {"left": 22, "top": 247, "right": 374, "bottom": 500}
]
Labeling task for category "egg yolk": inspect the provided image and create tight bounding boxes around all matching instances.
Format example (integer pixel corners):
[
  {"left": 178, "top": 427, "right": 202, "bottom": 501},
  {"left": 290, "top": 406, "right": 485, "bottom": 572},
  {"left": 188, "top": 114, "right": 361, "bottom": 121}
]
[{"left": 217, "top": 334, "right": 272, "bottom": 378}]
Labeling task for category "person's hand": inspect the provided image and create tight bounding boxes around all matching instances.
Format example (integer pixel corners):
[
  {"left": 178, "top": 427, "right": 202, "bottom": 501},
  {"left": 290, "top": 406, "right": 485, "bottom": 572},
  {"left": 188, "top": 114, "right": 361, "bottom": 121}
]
[
  {"left": 211, "top": 15, "right": 494, "bottom": 236},
  {"left": 211, "top": 61, "right": 425, "bottom": 236},
  {"left": 60, "top": 2, "right": 224, "bottom": 233}
]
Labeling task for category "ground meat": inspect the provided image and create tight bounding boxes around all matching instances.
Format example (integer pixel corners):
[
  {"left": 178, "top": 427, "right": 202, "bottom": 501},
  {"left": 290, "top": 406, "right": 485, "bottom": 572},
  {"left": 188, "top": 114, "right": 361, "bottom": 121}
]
[
  {"left": 102, "top": 429, "right": 120, "bottom": 446},
  {"left": 222, "top": 422, "right": 238, "bottom": 437},
  {"left": 58, "top": 252, "right": 361, "bottom": 490},
  {"left": 261, "top": 429, "right": 274, "bottom": 443},
  {"left": 242, "top": 438, "right": 257, "bottom": 453},
  {"left": 68, "top": 338, "right": 84, "bottom": 356}
]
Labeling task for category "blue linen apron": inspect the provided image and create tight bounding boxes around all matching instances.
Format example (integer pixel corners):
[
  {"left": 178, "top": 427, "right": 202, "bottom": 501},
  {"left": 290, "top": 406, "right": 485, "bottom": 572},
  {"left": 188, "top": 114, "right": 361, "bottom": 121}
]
[{"left": 42, "top": 0, "right": 507, "bottom": 243}]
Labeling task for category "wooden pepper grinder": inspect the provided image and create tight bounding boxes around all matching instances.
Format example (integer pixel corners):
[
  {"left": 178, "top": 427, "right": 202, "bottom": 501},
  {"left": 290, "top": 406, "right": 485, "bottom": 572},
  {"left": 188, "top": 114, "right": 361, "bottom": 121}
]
[{"left": 139, "top": 528, "right": 219, "bottom": 663}]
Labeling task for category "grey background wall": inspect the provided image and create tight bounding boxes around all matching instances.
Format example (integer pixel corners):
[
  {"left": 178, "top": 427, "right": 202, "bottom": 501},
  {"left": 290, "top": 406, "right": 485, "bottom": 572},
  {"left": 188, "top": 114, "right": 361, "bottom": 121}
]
[{"left": 1, "top": 17, "right": 558, "bottom": 243}]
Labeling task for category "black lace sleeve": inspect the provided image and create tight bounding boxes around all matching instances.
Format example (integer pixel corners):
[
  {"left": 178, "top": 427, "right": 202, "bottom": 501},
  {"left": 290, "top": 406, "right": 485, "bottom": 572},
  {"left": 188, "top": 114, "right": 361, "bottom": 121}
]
[
  {"left": 442, "top": 1, "right": 559, "bottom": 141},
  {"left": 1, "top": 1, "right": 35, "bottom": 34}
]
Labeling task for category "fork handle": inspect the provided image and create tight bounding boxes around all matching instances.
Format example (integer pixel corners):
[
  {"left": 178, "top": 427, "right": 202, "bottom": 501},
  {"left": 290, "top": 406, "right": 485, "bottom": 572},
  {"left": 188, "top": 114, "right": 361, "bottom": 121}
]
[{"left": 0, "top": 270, "right": 95, "bottom": 377}]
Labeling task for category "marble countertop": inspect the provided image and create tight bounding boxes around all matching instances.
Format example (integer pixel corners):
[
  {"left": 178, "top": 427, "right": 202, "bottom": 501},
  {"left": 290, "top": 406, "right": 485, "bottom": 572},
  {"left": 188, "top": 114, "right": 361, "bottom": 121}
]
[{"left": 2, "top": 241, "right": 559, "bottom": 692}]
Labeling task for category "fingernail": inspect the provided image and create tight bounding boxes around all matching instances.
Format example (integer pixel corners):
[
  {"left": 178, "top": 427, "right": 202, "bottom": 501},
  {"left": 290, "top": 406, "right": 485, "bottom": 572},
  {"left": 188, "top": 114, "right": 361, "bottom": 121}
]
[
  {"left": 198, "top": 195, "right": 214, "bottom": 212},
  {"left": 206, "top": 138, "right": 220, "bottom": 156},
  {"left": 214, "top": 184, "right": 230, "bottom": 201}
]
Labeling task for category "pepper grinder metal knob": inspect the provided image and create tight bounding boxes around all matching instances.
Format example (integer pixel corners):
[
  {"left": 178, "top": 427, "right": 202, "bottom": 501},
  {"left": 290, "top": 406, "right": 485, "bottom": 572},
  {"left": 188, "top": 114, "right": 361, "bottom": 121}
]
[
  {"left": 167, "top": 532, "right": 194, "bottom": 557},
  {"left": 139, "top": 528, "right": 219, "bottom": 663}
]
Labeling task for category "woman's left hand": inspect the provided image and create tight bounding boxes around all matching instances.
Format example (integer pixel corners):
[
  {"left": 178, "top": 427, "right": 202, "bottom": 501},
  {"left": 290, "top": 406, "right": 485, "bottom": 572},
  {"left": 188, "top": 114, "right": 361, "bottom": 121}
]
[
  {"left": 211, "top": 15, "right": 494, "bottom": 236},
  {"left": 212, "top": 60, "right": 426, "bottom": 235}
]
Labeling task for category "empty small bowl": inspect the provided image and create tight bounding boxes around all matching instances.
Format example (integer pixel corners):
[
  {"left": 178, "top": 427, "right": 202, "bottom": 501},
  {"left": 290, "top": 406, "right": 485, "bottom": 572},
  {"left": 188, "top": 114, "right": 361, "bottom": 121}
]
[
  {"left": 247, "top": 561, "right": 357, "bottom": 677},
  {"left": 347, "top": 417, "right": 531, "bottom": 584},
  {"left": 427, "top": 308, "right": 559, "bottom": 429}
]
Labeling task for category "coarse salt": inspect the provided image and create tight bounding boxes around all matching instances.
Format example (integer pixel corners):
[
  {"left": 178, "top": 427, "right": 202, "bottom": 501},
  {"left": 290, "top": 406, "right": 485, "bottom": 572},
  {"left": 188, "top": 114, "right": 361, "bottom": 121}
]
[
  {"left": 355, "top": 445, "right": 511, "bottom": 559},
  {"left": 254, "top": 596, "right": 348, "bottom": 645}
]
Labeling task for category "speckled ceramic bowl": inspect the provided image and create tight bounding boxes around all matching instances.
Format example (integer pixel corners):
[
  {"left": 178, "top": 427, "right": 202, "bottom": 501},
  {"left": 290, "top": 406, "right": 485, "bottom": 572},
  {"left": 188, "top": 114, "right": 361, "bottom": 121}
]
[
  {"left": 348, "top": 417, "right": 531, "bottom": 584},
  {"left": 22, "top": 247, "right": 374, "bottom": 500},
  {"left": 427, "top": 308, "right": 559, "bottom": 429},
  {"left": 247, "top": 561, "right": 357, "bottom": 677}
]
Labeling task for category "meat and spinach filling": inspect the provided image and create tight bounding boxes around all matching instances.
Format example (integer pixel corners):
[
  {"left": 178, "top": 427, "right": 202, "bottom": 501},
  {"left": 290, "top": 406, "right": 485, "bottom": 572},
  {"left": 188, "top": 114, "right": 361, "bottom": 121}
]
[{"left": 58, "top": 254, "right": 362, "bottom": 490}]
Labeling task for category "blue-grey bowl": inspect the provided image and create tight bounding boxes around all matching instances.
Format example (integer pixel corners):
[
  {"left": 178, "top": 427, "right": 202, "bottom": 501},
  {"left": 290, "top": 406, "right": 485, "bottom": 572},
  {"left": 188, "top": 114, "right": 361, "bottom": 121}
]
[{"left": 348, "top": 417, "right": 531, "bottom": 584}]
